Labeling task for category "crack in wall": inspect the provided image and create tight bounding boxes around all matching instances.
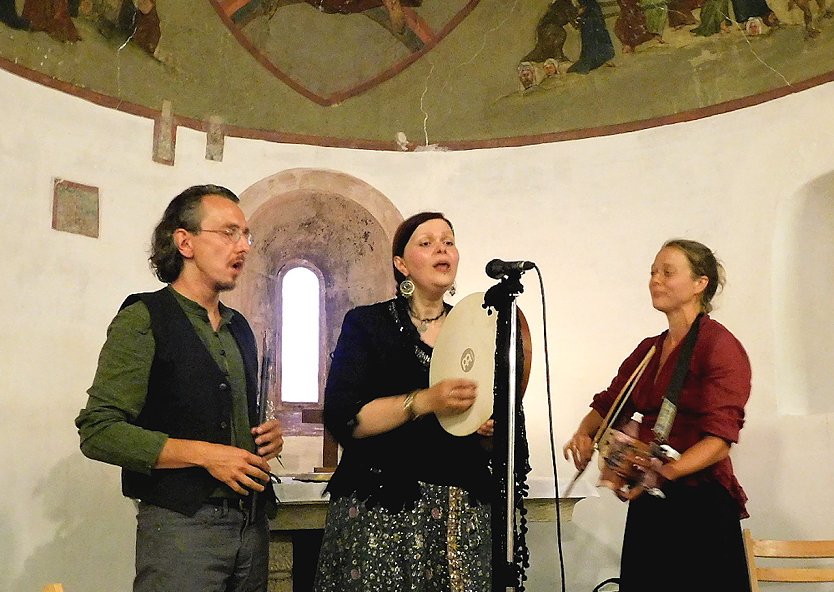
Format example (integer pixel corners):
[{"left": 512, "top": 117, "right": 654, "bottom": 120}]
[
  {"left": 723, "top": 9, "right": 794, "bottom": 86},
  {"left": 419, "top": 59, "right": 436, "bottom": 147},
  {"left": 415, "top": 0, "right": 521, "bottom": 147},
  {"left": 116, "top": 9, "right": 139, "bottom": 97}
]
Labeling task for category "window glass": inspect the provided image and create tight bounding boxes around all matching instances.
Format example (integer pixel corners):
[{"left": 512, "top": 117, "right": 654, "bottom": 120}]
[{"left": 280, "top": 266, "right": 320, "bottom": 403}]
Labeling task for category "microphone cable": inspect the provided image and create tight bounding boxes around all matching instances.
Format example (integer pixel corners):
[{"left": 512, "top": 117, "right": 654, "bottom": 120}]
[{"left": 531, "top": 264, "right": 568, "bottom": 592}]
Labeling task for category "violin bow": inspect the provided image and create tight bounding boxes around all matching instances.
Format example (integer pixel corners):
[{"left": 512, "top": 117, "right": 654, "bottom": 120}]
[{"left": 562, "top": 345, "right": 656, "bottom": 497}]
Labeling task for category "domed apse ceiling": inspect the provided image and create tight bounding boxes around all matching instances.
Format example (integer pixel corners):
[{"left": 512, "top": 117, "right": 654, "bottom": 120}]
[{"left": 1, "top": 0, "right": 833, "bottom": 150}]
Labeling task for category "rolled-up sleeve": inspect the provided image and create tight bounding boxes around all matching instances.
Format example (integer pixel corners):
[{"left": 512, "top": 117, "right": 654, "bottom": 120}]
[
  {"left": 698, "top": 330, "right": 751, "bottom": 444},
  {"left": 75, "top": 302, "right": 168, "bottom": 474},
  {"left": 323, "top": 309, "right": 377, "bottom": 446}
]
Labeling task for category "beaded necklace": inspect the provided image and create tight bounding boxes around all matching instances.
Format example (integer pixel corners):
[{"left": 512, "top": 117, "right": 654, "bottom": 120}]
[{"left": 408, "top": 306, "right": 447, "bottom": 333}]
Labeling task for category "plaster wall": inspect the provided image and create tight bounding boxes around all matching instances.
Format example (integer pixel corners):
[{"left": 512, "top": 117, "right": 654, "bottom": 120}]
[{"left": 2, "top": 66, "right": 834, "bottom": 591}]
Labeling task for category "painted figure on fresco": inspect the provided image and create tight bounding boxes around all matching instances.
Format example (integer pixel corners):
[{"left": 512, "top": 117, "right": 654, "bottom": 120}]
[
  {"left": 518, "top": 61, "right": 539, "bottom": 90},
  {"left": 667, "top": 0, "right": 701, "bottom": 27},
  {"left": 691, "top": 0, "right": 777, "bottom": 34},
  {"left": 690, "top": 0, "right": 733, "bottom": 33},
  {"left": 82, "top": 0, "right": 161, "bottom": 55},
  {"left": 745, "top": 14, "right": 764, "bottom": 31},
  {"left": 518, "top": 0, "right": 613, "bottom": 85},
  {"left": 639, "top": 0, "right": 669, "bottom": 41},
  {"left": 16, "top": 0, "right": 161, "bottom": 54},
  {"left": 521, "top": 0, "right": 580, "bottom": 66},
  {"left": 614, "top": 0, "right": 656, "bottom": 52},
  {"left": 517, "top": 58, "right": 569, "bottom": 90},
  {"left": 262, "top": 0, "right": 421, "bottom": 35},
  {"left": 568, "top": 0, "right": 615, "bottom": 74},
  {"left": 731, "top": 0, "right": 772, "bottom": 23},
  {"left": 23, "top": 0, "right": 81, "bottom": 41},
  {"left": 543, "top": 57, "right": 562, "bottom": 76},
  {"left": 304, "top": 0, "right": 420, "bottom": 33},
  {"left": 0, "top": 0, "right": 30, "bottom": 29},
  {"left": 515, "top": 0, "right": 829, "bottom": 90},
  {"left": 783, "top": 0, "right": 832, "bottom": 37}
]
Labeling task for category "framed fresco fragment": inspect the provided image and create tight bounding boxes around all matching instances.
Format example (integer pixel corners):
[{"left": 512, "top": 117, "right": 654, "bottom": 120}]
[
  {"left": 205, "top": 115, "right": 225, "bottom": 161},
  {"left": 52, "top": 179, "right": 100, "bottom": 239},
  {"left": 152, "top": 99, "right": 176, "bottom": 165}
]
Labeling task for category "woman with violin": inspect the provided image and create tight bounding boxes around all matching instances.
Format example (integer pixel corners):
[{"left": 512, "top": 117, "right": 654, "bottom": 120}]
[
  {"left": 563, "top": 239, "right": 752, "bottom": 592},
  {"left": 314, "top": 212, "right": 494, "bottom": 592}
]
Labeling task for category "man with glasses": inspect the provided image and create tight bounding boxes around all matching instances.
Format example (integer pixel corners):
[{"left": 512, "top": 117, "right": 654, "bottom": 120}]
[{"left": 76, "top": 185, "right": 282, "bottom": 592}]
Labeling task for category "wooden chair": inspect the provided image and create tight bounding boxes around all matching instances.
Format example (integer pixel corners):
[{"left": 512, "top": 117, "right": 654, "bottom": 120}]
[{"left": 743, "top": 528, "right": 834, "bottom": 591}]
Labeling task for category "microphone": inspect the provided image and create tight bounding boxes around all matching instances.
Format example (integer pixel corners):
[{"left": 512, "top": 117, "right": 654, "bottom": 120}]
[{"left": 485, "top": 258, "right": 535, "bottom": 279}]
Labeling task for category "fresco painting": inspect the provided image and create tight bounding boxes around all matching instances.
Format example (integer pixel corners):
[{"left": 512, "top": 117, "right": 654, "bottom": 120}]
[
  {"left": 1, "top": 0, "right": 833, "bottom": 148},
  {"left": 210, "top": 0, "right": 480, "bottom": 104},
  {"left": 516, "top": 0, "right": 830, "bottom": 88},
  {"left": 1, "top": 0, "right": 160, "bottom": 52}
]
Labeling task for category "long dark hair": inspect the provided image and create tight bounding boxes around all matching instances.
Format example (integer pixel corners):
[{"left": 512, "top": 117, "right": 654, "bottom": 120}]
[
  {"left": 391, "top": 212, "right": 454, "bottom": 283},
  {"left": 149, "top": 184, "right": 239, "bottom": 283}
]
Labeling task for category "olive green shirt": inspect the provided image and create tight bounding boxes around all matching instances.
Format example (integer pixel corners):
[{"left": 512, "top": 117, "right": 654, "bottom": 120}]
[{"left": 76, "top": 287, "right": 256, "bottom": 495}]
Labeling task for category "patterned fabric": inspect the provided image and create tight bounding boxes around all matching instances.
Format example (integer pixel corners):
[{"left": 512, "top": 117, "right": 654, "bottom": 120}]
[{"left": 314, "top": 482, "right": 491, "bottom": 592}]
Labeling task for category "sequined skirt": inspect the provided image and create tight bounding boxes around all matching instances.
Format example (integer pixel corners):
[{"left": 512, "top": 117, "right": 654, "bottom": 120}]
[{"left": 314, "top": 482, "right": 491, "bottom": 592}]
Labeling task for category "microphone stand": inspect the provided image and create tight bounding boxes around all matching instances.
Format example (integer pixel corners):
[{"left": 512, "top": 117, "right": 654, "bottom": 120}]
[{"left": 484, "top": 269, "right": 530, "bottom": 592}]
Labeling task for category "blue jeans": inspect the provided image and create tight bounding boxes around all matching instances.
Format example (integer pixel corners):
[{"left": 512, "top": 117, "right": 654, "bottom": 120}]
[{"left": 134, "top": 501, "right": 269, "bottom": 592}]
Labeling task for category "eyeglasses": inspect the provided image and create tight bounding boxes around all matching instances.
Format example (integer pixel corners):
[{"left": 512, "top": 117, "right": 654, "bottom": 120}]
[{"left": 198, "top": 227, "right": 254, "bottom": 246}]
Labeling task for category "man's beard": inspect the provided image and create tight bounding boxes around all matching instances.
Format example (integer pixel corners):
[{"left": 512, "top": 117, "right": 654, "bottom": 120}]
[{"left": 215, "top": 279, "right": 237, "bottom": 292}]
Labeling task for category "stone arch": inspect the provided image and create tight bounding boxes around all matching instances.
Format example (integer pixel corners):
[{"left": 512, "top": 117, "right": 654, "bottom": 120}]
[{"left": 225, "top": 168, "right": 404, "bottom": 437}]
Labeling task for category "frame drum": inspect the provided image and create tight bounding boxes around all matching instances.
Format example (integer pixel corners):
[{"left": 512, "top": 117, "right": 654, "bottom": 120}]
[{"left": 430, "top": 292, "right": 498, "bottom": 436}]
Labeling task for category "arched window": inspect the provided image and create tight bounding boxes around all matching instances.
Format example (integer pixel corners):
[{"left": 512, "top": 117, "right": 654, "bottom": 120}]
[
  {"left": 278, "top": 265, "right": 323, "bottom": 405},
  {"left": 228, "top": 169, "right": 402, "bottom": 455}
]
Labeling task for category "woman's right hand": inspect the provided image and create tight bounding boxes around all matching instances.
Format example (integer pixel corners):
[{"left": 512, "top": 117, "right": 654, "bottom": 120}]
[
  {"left": 413, "top": 378, "right": 478, "bottom": 417},
  {"left": 563, "top": 431, "right": 595, "bottom": 471},
  {"left": 562, "top": 410, "right": 604, "bottom": 471}
]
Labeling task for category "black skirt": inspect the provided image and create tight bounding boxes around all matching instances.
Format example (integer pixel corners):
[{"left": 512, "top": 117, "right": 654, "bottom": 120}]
[{"left": 619, "top": 481, "right": 750, "bottom": 592}]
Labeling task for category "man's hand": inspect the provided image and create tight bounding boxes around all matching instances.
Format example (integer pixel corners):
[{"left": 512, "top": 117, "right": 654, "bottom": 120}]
[
  {"left": 154, "top": 438, "right": 272, "bottom": 495},
  {"left": 201, "top": 443, "right": 272, "bottom": 496},
  {"left": 251, "top": 419, "right": 284, "bottom": 461},
  {"left": 155, "top": 438, "right": 273, "bottom": 496}
]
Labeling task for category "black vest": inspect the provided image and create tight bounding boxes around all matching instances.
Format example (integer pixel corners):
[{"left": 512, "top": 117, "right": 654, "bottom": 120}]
[{"left": 119, "top": 288, "right": 272, "bottom": 516}]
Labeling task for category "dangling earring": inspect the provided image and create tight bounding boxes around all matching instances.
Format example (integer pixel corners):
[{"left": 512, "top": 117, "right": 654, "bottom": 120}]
[
  {"left": 399, "top": 278, "right": 415, "bottom": 298},
  {"left": 448, "top": 282, "right": 456, "bottom": 297}
]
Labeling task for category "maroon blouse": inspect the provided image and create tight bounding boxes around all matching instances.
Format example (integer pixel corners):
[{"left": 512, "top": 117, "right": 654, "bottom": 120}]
[{"left": 591, "top": 316, "right": 752, "bottom": 517}]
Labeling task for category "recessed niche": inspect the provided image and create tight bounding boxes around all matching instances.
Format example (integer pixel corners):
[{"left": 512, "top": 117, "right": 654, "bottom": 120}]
[{"left": 773, "top": 170, "right": 834, "bottom": 415}]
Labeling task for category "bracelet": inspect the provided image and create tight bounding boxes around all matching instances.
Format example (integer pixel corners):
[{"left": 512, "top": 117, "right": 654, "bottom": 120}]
[{"left": 403, "top": 390, "right": 421, "bottom": 421}]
